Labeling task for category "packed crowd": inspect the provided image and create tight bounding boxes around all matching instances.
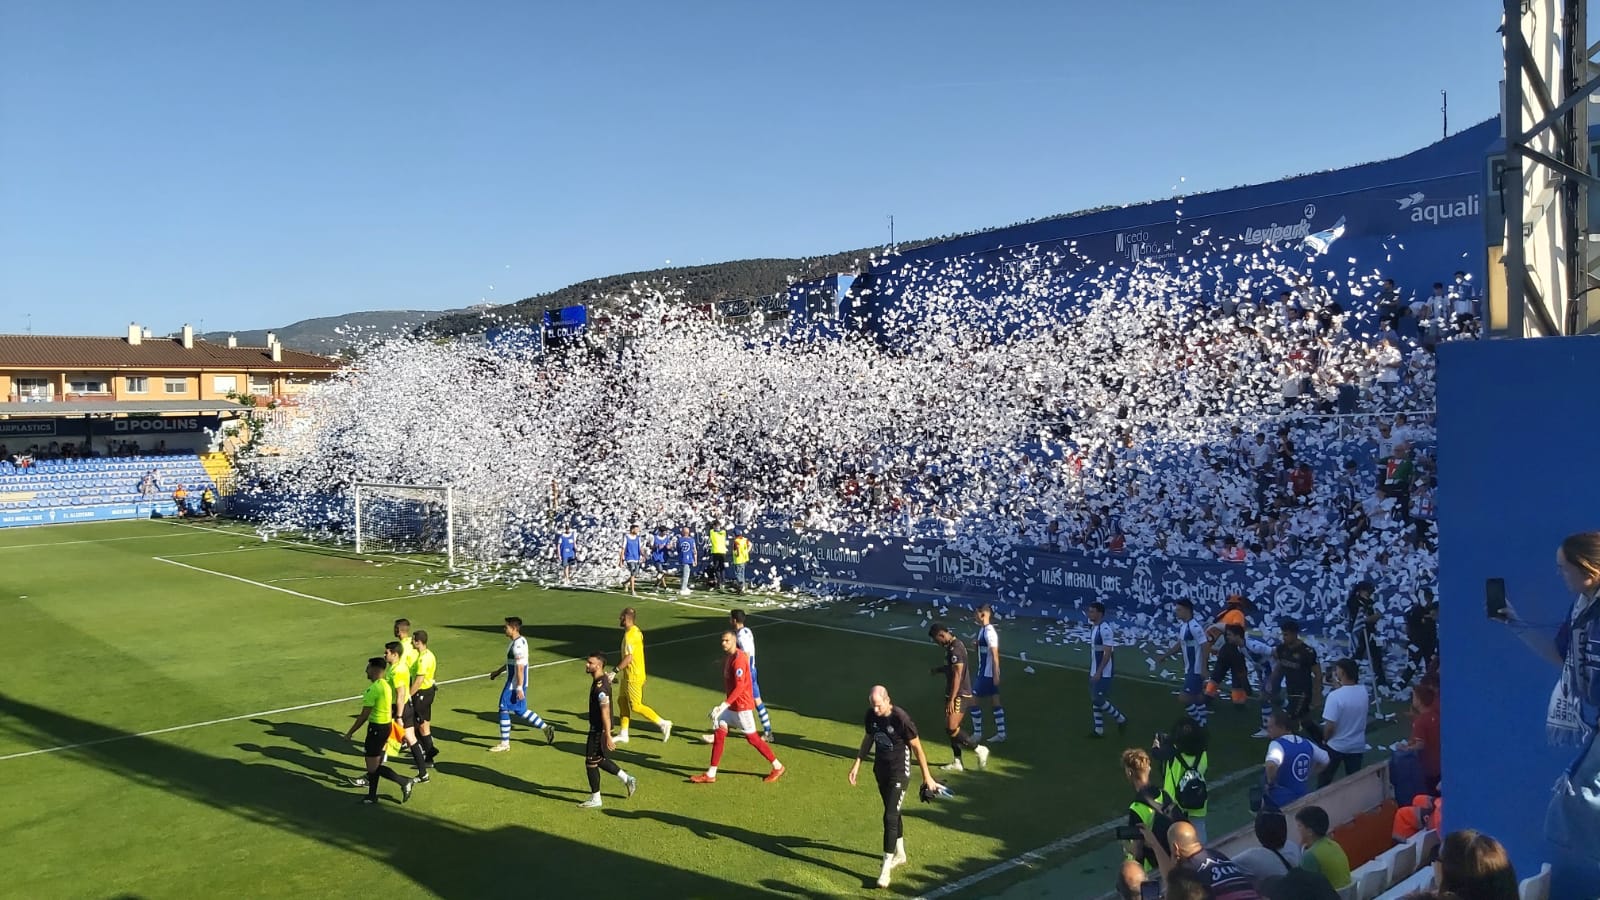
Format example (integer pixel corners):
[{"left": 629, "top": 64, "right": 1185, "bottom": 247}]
[{"left": 243, "top": 246, "right": 1469, "bottom": 637}]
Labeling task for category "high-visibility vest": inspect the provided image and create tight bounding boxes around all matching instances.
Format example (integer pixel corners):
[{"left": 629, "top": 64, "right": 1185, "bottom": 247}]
[
  {"left": 709, "top": 530, "right": 728, "bottom": 554},
  {"left": 732, "top": 536, "right": 751, "bottom": 564}
]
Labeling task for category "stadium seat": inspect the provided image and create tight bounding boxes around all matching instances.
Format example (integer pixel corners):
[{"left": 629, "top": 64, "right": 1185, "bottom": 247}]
[
  {"left": 1386, "top": 838, "right": 1420, "bottom": 882},
  {"left": 1520, "top": 863, "right": 1551, "bottom": 900},
  {"left": 1375, "top": 866, "right": 1434, "bottom": 899},
  {"left": 1418, "top": 829, "right": 1440, "bottom": 864},
  {"left": 1352, "top": 862, "right": 1388, "bottom": 900}
]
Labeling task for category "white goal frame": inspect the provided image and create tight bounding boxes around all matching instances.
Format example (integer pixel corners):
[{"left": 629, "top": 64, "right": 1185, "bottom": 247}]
[{"left": 353, "top": 482, "right": 456, "bottom": 569}]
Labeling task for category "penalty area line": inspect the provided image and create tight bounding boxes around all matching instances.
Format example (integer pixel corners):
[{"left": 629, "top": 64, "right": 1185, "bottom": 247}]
[
  {"left": 0, "top": 530, "right": 211, "bottom": 552},
  {"left": 0, "top": 624, "right": 752, "bottom": 764},
  {"left": 153, "top": 556, "right": 345, "bottom": 606}
]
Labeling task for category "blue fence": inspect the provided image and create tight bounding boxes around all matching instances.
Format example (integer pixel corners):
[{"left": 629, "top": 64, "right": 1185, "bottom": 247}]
[
  {"left": 0, "top": 501, "right": 178, "bottom": 528},
  {"left": 745, "top": 526, "right": 1342, "bottom": 633}
]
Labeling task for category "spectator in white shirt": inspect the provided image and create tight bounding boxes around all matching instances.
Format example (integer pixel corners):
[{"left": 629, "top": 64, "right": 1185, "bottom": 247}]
[{"left": 1317, "top": 659, "right": 1369, "bottom": 787}]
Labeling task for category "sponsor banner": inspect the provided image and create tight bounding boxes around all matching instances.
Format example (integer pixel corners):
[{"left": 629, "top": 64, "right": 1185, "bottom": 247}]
[
  {"left": 111, "top": 416, "right": 222, "bottom": 435},
  {"left": 0, "top": 491, "right": 36, "bottom": 502},
  {"left": 746, "top": 527, "right": 1340, "bottom": 635},
  {"left": 0, "top": 416, "right": 223, "bottom": 441},
  {"left": 0, "top": 502, "right": 166, "bottom": 528},
  {"left": 0, "top": 421, "right": 57, "bottom": 440}
]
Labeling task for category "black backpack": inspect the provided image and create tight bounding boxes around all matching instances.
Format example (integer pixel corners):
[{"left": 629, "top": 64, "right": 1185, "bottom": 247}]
[{"left": 1172, "top": 753, "right": 1209, "bottom": 811}]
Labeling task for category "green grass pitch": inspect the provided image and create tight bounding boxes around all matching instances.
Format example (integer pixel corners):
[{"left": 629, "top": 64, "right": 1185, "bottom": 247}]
[{"left": 1, "top": 519, "right": 1272, "bottom": 898}]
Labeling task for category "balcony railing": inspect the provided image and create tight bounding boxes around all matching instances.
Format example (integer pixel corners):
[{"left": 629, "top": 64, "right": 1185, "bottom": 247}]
[{"left": 8, "top": 386, "right": 55, "bottom": 403}]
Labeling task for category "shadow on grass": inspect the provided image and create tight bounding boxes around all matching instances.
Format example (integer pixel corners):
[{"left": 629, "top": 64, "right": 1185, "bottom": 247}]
[
  {"left": 607, "top": 807, "right": 879, "bottom": 882},
  {"left": 0, "top": 692, "right": 753, "bottom": 899}
]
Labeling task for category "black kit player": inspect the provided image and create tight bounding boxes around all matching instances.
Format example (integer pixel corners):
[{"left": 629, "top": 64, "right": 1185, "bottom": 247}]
[
  {"left": 1268, "top": 617, "right": 1323, "bottom": 736},
  {"left": 847, "top": 685, "right": 942, "bottom": 890},
  {"left": 927, "top": 623, "right": 989, "bottom": 773},
  {"left": 578, "top": 653, "right": 637, "bottom": 809}
]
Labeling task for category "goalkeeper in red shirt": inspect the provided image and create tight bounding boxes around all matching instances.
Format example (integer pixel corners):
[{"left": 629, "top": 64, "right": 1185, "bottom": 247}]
[{"left": 690, "top": 632, "right": 785, "bottom": 783}]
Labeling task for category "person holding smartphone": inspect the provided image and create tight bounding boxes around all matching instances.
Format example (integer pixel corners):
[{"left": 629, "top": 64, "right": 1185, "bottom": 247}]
[{"left": 1499, "top": 530, "right": 1600, "bottom": 861}]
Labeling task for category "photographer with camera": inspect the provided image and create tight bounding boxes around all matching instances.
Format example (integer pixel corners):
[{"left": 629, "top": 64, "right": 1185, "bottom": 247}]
[
  {"left": 1154, "top": 718, "right": 1211, "bottom": 842},
  {"left": 1121, "top": 748, "right": 1180, "bottom": 875}
]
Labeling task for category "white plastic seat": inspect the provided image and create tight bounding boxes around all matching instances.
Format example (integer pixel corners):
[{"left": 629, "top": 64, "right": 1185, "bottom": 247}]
[{"left": 1520, "top": 862, "right": 1552, "bottom": 900}]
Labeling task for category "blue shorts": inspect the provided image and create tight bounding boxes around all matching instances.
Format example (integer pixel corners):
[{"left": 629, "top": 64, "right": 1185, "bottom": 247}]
[
  {"left": 1091, "top": 676, "right": 1114, "bottom": 698},
  {"left": 500, "top": 685, "right": 528, "bottom": 715},
  {"left": 1183, "top": 673, "right": 1204, "bottom": 695},
  {"left": 560, "top": 554, "right": 576, "bottom": 565},
  {"left": 749, "top": 662, "right": 763, "bottom": 700},
  {"left": 974, "top": 675, "right": 1000, "bottom": 697}
]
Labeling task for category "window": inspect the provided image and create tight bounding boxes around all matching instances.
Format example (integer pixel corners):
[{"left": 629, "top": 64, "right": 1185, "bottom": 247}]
[
  {"left": 249, "top": 374, "right": 273, "bottom": 396},
  {"left": 164, "top": 377, "right": 188, "bottom": 394},
  {"left": 13, "top": 377, "right": 50, "bottom": 402},
  {"left": 68, "top": 378, "right": 109, "bottom": 394},
  {"left": 126, "top": 376, "right": 148, "bottom": 394},
  {"left": 212, "top": 375, "right": 238, "bottom": 394}
]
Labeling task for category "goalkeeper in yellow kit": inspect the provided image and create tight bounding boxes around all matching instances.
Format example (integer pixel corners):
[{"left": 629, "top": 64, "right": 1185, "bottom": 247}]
[{"left": 613, "top": 607, "right": 672, "bottom": 744}]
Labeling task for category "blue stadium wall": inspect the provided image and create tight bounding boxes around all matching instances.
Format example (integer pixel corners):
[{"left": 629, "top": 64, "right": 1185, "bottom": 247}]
[
  {"left": 851, "top": 118, "right": 1499, "bottom": 346},
  {"left": 1436, "top": 335, "right": 1600, "bottom": 897}
]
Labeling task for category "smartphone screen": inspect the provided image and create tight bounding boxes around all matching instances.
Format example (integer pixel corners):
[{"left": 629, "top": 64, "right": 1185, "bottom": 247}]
[
  {"left": 1140, "top": 881, "right": 1162, "bottom": 900},
  {"left": 1486, "top": 577, "right": 1508, "bottom": 620}
]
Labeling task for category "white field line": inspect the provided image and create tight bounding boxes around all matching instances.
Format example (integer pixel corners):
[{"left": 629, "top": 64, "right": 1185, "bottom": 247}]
[
  {"left": 344, "top": 585, "right": 490, "bottom": 606},
  {"left": 152, "top": 556, "right": 344, "bottom": 607},
  {"left": 0, "top": 530, "right": 209, "bottom": 552},
  {"left": 0, "top": 624, "right": 757, "bottom": 763},
  {"left": 160, "top": 519, "right": 448, "bottom": 570},
  {"left": 914, "top": 767, "right": 1261, "bottom": 900},
  {"left": 158, "top": 546, "right": 275, "bottom": 559}
]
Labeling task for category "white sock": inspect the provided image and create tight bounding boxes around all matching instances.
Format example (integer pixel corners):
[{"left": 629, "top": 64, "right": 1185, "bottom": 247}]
[
  {"left": 895, "top": 838, "right": 906, "bottom": 858},
  {"left": 589, "top": 792, "right": 601, "bottom": 802},
  {"left": 614, "top": 769, "right": 630, "bottom": 783},
  {"left": 772, "top": 760, "right": 783, "bottom": 771},
  {"left": 706, "top": 766, "right": 718, "bottom": 777}
]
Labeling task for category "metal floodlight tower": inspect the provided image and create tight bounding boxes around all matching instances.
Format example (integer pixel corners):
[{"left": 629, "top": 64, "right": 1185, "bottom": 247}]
[{"left": 1499, "top": 0, "right": 1600, "bottom": 337}]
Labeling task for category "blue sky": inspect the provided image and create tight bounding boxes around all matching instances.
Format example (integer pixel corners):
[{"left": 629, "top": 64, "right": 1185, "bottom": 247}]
[{"left": 1, "top": 1, "right": 1503, "bottom": 336}]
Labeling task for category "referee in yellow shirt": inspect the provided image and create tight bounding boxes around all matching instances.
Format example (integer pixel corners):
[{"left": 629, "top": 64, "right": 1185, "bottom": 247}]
[
  {"left": 615, "top": 607, "right": 672, "bottom": 743},
  {"left": 394, "top": 618, "right": 419, "bottom": 671},
  {"left": 384, "top": 641, "right": 431, "bottom": 781},
  {"left": 343, "top": 657, "right": 415, "bottom": 804},
  {"left": 410, "top": 629, "right": 439, "bottom": 763}
]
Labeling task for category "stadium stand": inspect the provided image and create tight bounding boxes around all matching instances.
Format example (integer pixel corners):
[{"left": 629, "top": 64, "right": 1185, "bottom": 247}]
[{"left": 0, "top": 453, "right": 216, "bottom": 523}]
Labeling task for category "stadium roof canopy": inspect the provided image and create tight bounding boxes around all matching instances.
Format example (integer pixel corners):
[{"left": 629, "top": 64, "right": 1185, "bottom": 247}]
[{"left": 0, "top": 400, "right": 246, "bottom": 417}]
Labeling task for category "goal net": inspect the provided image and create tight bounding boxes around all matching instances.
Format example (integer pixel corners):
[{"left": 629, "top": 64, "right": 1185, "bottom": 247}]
[
  {"left": 352, "top": 482, "right": 515, "bottom": 571},
  {"left": 354, "top": 482, "right": 460, "bottom": 568}
]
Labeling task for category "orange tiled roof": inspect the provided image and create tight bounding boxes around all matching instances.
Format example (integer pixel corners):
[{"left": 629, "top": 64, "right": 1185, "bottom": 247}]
[{"left": 0, "top": 334, "right": 343, "bottom": 371}]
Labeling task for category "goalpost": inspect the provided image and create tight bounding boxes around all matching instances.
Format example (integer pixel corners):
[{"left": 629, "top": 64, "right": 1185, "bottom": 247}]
[{"left": 353, "top": 482, "right": 457, "bottom": 569}]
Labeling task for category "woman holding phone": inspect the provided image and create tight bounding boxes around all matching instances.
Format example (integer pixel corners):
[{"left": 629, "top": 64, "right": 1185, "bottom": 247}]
[{"left": 1500, "top": 530, "right": 1600, "bottom": 861}]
